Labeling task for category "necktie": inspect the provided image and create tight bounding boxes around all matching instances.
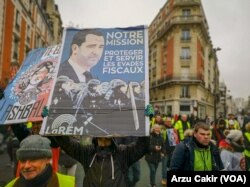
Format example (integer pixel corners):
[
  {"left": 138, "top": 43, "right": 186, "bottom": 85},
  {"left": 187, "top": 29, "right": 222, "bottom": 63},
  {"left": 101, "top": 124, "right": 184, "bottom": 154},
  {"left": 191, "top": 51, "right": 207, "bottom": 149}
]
[{"left": 83, "top": 71, "right": 93, "bottom": 82}]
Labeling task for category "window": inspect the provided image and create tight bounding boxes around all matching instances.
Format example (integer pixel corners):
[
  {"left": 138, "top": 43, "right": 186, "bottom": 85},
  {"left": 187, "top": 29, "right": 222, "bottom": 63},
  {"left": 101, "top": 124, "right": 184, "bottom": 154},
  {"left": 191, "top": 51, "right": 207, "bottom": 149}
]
[
  {"left": 182, "top": 9, "right": 191, "bottom": 17},
  {"left": 167, "top": 106, "right": 172, "bottom": 115},
  {"left": 181, "top": 85, "right": 189, "bottom": 98},
  {"left": 181, "top": 29, "right": 190, "bottom": 40},
  {"left": 15, "top": 11, "right": 21, "bottom": 31},
  {"left": 13, "top": 37, "right": 19, "bottom": 60},
  {"left": 26, "top": 25, "right": 31, "bottom": 43},
  {"left": 181, "top": 47, "right": 191, "bottom": 59},
  {"left": 180, "top": 105, "right": 190, "bottom": 111}
]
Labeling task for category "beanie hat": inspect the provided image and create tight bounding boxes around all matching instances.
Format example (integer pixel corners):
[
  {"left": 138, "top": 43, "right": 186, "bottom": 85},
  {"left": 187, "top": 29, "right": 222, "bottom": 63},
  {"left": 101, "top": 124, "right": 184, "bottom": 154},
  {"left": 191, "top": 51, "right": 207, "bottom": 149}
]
[
  {"left": 16, "top": 135, "right": 52, "bottom": 161},
  {"left": 226, "top": 130, "right": 243, "bottom": 142}
]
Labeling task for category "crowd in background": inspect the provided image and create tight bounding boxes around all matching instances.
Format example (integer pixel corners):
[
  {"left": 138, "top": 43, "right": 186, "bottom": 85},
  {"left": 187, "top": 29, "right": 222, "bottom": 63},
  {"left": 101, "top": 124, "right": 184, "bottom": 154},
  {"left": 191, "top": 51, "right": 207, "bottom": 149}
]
[{"left": 1, "top": 109, "right": 250, "bottom": 187}]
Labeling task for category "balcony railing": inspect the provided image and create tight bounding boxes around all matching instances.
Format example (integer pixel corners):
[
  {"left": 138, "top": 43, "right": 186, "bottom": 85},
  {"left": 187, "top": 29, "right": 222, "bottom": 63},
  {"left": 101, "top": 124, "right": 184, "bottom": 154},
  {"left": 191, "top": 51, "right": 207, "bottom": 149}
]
[
  {"left": 180, "top": 95, "right": 191, "bottom": 98},
  {"left": 173, "top": 0, "right": 200, "bottom": 6},
  {"left": 150, "top": 74, "right": 204, "bottom": 88},
  {"left": 180, "top": 55, "right": 191, "bottom": 60},
  {"left": 155, "top": 15, "right": 205, "bottom": 41},
  {"left": 181, "top": 36, "right": 191, "bottom": 42}
]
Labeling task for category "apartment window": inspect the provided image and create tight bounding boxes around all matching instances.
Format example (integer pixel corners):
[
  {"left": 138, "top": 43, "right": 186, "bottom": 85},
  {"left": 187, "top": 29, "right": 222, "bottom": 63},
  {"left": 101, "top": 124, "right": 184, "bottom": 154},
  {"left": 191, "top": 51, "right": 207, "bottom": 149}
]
[
  {"left": 15, "top": 11, "right": 21, "bottom": 30},
  {"left": 182, "top": 9, "right": 191, "bottom": 17},
  {"left": 26, "top": 25, "right": 31, "bottom": 43},
  {"left": 152, "top": 67, "right": 156, "bottom": 77},
  {"left": 180, "top": 105, "right": 190, "bottom": 111},
  {"left": 181, "top": 29, "right": 191, "bottom": 40},
  {"left": 181, "top": 47, "right": 191, "bottom": 59},
  {"left": 181, "top": 85, "right": 189, "bottom": 98}
]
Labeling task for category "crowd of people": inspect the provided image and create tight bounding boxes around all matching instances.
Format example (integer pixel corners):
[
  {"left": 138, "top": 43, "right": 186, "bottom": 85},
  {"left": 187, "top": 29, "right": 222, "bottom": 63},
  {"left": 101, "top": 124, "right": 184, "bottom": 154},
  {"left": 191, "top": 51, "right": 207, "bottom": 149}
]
[
  {"left": 1, "top": 109, "right": 249, "bottom": 187},
  {"left": 0, "top": 28, "right": 250, "bottom": 187}
]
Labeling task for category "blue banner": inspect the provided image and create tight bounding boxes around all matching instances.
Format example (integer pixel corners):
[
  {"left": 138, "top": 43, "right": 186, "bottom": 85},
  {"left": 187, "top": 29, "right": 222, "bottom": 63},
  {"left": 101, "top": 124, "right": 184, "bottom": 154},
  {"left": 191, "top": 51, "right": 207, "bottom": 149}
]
[{"left": 41, "top": 26, "right": 149, "bottom": 136}]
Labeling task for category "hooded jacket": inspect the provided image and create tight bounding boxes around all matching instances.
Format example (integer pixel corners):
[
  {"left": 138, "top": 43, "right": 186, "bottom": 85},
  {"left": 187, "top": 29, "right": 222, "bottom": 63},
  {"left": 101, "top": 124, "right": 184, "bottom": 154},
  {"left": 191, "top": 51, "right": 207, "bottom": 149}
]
[{"left": 54, "top": 136, "right": 149, "bottom": 187}]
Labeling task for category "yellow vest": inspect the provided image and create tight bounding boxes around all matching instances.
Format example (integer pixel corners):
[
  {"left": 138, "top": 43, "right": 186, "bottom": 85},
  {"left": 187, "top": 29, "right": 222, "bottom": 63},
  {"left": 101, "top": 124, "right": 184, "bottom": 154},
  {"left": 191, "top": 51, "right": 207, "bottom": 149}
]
[
  {"left": 5, "top": 173, "right": 75, "bottom": 187},
  {"left": 174, "top": 120, "right": 191, "bottom": 141},
  {"left": 225, "top": 119, "right": 240, "bottom": 130},
  {"left": 244, "top": 132, "right": 250, "bottom": 157}
]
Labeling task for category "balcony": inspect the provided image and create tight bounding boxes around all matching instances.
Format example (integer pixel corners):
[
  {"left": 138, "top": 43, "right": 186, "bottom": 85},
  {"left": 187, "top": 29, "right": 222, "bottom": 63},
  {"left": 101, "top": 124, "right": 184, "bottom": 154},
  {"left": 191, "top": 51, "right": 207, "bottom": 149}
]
[
  {"left": 173, "top": 0, "right": 200, "bottom": 7},
  {"left": 155, "top": 15, "right": 205, "bottom": 41},
  {"left": 180, "top": 36, "right": 191, "bottom": 42},
  {"left": 150, "top": 74, "right": 204, "bottom": 89},
  {"left": 180, "top": 95, "right": 191, "bottom": 98}
]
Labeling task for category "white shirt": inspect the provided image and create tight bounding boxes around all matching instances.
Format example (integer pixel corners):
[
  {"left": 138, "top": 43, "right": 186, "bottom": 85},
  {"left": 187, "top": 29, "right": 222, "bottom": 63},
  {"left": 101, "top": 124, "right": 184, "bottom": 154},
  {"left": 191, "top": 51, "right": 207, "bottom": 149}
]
[{"left": 68, "top": 58, "right": 89, "bottom": 82}]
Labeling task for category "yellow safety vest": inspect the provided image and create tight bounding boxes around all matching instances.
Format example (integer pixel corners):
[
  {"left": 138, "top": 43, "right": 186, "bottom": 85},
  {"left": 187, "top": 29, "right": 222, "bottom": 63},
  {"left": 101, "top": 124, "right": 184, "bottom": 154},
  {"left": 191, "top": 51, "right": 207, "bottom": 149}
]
[
  {"left": 5, "top": 173, "right": 75, "bottom": 187},
  {"left": 174, "top": 120, "right": 191, "bottom": 141},
  {"left": 244, "top": 132, "right": 250, "bottom": 157},
  {"left": 225, "top": 119, "right": 240, "bottom": 130}
]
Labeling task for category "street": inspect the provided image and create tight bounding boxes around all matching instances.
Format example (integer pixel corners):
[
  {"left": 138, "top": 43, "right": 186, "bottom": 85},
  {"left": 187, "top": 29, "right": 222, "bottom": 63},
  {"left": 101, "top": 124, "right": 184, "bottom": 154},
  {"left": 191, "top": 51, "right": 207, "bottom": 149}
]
[{"left": 0, "top": 148, "right": 163, "bottom": 187}]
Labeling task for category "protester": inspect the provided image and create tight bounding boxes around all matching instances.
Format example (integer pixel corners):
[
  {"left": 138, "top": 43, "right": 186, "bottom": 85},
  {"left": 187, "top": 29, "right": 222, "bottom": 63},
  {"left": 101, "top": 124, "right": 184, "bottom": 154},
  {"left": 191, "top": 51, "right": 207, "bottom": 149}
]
[
  {"left": 11, "top": 123, "right": 60, "bottom": 174},
  {"left": 6, "top": 127, "right": 19, "bottom": 176},
  {"left": 161, "top": 117, "right": 179, "bottom": 186},
  {"left": 115, "top": 136, "right": 141, "bottom": 187},
  {"left": 174, "top": 114, "right": 191, "bottom": 141},
  {"left": 243, "top": 122, "right": 250, "bottom": 171},
  {"left": 211, "top": 118, "right": 227, "bottom": 146},
  {"left": 5, "top": 135, "right": 75, "bottom": 187},
  {"left": 170, "top": 121, "right": 224, "bottom": 171},
  {"left": 145, "top": 124, "right": 165, "bottom": 187},
  {"left": 41, "top": 101, "right": 150, "bottom": 186},
  {"left": 53, "top": 135, "right": 149, "bottom": 187},
  {"left": 225, "top": 113, "right": 240, "bottom": 130},
  {"left": 219, "top": 129, "right": 245, "bottom": 170},
  {"left": 242, "top": 110, "right": 250, "bottom": 133}
]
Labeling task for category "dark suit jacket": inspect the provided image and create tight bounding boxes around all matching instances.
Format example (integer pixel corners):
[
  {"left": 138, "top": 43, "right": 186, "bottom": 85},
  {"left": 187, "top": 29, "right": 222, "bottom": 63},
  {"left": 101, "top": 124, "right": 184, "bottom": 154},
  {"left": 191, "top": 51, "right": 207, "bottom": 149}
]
[{"left": 58, "top": 60, "right": 81, "bottom": 83}]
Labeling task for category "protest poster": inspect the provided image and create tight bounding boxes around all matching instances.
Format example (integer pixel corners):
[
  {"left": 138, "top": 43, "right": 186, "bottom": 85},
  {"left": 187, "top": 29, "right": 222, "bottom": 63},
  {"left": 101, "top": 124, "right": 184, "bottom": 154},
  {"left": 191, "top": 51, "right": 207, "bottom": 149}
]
[
  {"left": 0, "top": 45, "right": 61, "bottom": 124},
  {"left": 40, "top": 26, "right": 149, "bottom": 136},
  {"left": 166, "top": 129, "right": 179, "bottom": 146}
]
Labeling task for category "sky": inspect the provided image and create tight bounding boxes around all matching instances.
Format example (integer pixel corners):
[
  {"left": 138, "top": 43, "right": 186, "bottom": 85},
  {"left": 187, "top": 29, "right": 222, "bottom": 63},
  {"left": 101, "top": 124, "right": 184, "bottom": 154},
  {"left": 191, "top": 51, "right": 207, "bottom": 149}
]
[{"left": 54, "top": 0, "right": 250, "bottom": 100}]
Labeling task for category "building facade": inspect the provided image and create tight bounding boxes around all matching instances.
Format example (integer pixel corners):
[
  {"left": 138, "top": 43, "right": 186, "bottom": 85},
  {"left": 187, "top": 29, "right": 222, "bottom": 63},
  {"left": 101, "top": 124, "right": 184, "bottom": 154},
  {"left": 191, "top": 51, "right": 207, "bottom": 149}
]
[
  {"left": 0, "top": 0, "right": 62, "bottom": 88},
  {"left": 148, "top": 0, "right": 220, "bottom": 120}
]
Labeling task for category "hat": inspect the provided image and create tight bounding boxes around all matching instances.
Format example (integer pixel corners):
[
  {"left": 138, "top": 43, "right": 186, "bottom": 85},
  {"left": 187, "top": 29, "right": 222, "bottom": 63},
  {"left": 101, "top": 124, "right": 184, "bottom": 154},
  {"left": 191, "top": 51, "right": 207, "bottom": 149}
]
[
  {"left": 16, "top": 135, "right": 52, "bottom": 160},
  {"left": 245, "top": 122, "right": 250, "bottom": 132},
  {"left": 228, "top": 119, "right": 234, "bottom": 125},
  {"left": 226, "top": 130, "right": 243, "bottom": 142}
]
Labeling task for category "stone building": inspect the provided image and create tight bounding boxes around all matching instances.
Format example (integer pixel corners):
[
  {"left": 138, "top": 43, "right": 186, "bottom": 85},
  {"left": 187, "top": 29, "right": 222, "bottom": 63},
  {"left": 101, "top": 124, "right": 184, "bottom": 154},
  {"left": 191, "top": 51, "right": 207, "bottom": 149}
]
[
  {"left": 0, "top": 0, "right": 62, "bottom": 87},
  {"left": 148, "top": 0, "right": 220, "bottom": 120}
]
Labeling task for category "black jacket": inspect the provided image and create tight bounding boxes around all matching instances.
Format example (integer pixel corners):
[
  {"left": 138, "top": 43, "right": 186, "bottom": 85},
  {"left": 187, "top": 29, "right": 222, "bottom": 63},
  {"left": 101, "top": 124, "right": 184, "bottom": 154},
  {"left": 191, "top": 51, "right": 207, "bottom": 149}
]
[
  {"left": 54, "top": 136, "right": 149, "bottom": 187},
  {"left": 145, "top": 132, "right": 165, "bottom": 164}
]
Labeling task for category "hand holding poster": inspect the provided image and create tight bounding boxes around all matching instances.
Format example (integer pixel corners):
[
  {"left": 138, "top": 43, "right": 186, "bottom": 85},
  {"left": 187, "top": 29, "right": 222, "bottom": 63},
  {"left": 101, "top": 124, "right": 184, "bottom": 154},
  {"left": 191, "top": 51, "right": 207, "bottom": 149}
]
[
  {"left": 40, "top": 26, "right": 149, "bottom": 137},
  {"left": 0, "top": 45, "right": 61, "bottom": 124}
]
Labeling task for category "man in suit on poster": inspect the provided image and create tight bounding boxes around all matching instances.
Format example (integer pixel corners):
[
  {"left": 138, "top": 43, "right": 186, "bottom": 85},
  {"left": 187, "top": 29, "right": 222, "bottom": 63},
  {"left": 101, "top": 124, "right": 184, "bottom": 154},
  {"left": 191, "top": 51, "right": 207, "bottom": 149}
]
[
  {"left": 51, "top": 29, "right": 105, "bottom": 109},
  {"left": 58, "top": 29, "right": 105, "bottom": 83}
]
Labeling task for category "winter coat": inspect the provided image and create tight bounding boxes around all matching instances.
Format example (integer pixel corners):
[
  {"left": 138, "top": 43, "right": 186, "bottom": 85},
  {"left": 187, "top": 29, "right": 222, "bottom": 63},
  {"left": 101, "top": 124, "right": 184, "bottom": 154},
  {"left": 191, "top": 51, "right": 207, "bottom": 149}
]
[
  {"left": 54, "top": 136, "right": 149, "bottom": 187},
  {"left": 145, "top": 132, "right": 165, "bottom": 164},
  {"left": 170, "top": 137, "right": 224, "bottom": 171}
]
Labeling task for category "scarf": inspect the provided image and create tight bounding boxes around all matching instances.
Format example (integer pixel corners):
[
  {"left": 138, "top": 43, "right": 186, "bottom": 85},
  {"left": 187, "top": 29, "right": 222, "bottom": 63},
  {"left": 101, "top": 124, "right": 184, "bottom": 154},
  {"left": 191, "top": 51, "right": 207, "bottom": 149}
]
[{"left": 16, "top": 164, "right": 53, "bottom": 187}]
